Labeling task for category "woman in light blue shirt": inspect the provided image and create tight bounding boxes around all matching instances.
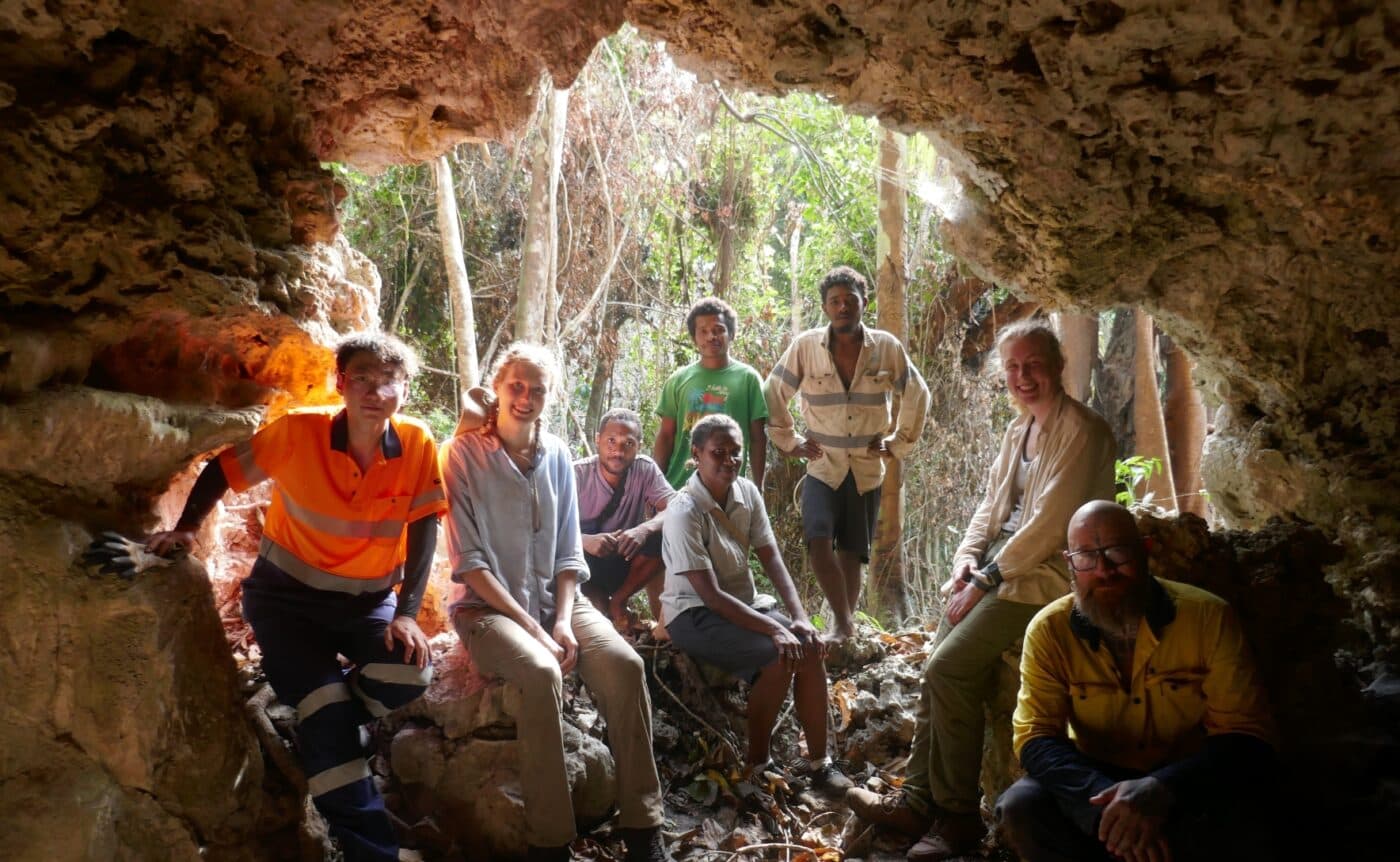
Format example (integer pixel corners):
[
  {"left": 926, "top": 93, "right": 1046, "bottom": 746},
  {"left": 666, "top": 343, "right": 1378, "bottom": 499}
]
[{"left": 441, "top": 342, "right": 665, "bottom": 862}]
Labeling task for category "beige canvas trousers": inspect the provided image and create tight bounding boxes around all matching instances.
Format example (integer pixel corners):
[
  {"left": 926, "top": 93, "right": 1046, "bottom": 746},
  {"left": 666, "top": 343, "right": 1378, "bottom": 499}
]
[{"left": 455, "top": 597, "right": 664, "bottom": 847}]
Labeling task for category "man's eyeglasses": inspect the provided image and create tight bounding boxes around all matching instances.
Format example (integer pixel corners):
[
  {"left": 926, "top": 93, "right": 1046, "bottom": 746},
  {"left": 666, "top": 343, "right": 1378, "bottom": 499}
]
[
  {"left": 343, "top": 372, "right": 406, "bottom": 390},
  {"left": 1063, "top": 544, "right": 1136, "bottom": 572}
]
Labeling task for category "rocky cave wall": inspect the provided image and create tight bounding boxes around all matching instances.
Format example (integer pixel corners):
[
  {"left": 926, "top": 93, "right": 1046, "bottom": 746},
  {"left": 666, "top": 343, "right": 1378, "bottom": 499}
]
[{"left": 1, "top": 1, "right": 1396, "bottom": 859}]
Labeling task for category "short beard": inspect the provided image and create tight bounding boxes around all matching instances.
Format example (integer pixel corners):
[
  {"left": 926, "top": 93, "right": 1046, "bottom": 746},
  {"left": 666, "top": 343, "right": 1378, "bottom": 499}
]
[{"left": 1075, "top": 581, "right": 1151, "bottom": 639}]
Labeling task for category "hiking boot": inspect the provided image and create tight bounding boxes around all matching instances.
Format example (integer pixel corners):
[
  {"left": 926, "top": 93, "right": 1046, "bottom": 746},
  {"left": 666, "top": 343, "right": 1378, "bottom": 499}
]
[
  {"left": 807, "top": 761, "right": 854, "bottom": 795},
  {"left": 906, "top": 812, "right": 986, "bottom": 862},
  {"left": 619, "top": 826, "right": 670, "bottom": 862},
  {"left": 845, "top": 787, "right": 933, "bottom": 837}
]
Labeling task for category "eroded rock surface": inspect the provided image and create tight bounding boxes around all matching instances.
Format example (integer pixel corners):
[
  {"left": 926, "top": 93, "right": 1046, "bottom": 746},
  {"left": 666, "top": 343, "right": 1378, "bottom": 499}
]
[{"left": 2, "top": 1, "right": 1397, "bottom": 858}]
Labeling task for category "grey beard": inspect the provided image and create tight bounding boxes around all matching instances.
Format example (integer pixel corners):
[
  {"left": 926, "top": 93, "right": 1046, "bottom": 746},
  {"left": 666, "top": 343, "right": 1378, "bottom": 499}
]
[{"left": 1076, "top": 590, "right": 1147, "bottom": 639}]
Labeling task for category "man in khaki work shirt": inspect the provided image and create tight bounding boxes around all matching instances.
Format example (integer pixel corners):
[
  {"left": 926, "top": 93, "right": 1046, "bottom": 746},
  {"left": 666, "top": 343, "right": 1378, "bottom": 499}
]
[{"left": 764, "top": 265, "right": 929, "bottom": 640}]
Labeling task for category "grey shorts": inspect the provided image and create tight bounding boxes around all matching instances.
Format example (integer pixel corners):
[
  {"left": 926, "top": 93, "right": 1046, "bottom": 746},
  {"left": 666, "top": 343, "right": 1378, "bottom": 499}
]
[
  {"left": 801, "top": 471, "right": 881, "bottom": 562},
  {"left": 667, "top": 605, "right": 793, "bottom": 684}
]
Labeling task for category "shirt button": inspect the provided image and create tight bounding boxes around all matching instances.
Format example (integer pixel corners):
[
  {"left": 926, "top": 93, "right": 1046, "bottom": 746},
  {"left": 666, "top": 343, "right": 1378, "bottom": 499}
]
[{"left": 1133, "top": 697, "right": 1142, "bottom": 704}]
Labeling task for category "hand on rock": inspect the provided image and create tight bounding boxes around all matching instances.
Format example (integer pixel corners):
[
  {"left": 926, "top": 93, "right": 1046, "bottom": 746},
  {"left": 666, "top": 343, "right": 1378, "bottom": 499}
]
[{"left": 82, "top": 531, "right": 184, "bottom": 579}]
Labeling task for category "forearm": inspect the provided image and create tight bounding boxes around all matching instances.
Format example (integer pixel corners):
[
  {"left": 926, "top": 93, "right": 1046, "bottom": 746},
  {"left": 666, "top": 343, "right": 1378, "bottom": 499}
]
[
  {"left": 652, "top": 427, "right": 675, "bottom": 468},
  {"left": 553, "top": 570, "right": 579, "bottom": 625},
  {"left": 175, "top": 459, "right": 231, "bottom": 531},
  {"left": 463, "top": 568, "right": 544, "bottom": 634},
  {"left": 1151, "top": 733, "right": 1275, "bottom": 799},
  {"left": 1021, "top": 736, "right": 1118, "bottom": 802},
  {"left": 395, "top": 515, "right": 438, "bottom": 619},
  {"left": 749, "top": 424, "right": 767, "bottom": 486}
]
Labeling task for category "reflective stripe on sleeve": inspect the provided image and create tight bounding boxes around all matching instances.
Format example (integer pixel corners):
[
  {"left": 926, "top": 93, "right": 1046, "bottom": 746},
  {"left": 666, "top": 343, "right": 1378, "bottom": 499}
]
[
  {"left": 234, "top": 440, "right": 269, "bottom": 485},
  {"left": 771, "top": 364, "right": 801, "bottom": 388},
  {"left": 409, "top": 487, "right": 447, "bottom": 511}
]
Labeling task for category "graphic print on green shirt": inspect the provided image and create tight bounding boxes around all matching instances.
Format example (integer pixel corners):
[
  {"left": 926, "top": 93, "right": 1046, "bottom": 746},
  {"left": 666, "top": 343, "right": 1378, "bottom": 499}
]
[{"left": 655, "top": 360, "right": 769, "bottom": 488}]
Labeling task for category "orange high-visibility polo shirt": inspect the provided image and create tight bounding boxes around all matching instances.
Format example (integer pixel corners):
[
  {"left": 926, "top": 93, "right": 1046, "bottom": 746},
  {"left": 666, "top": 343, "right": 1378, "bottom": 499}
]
[{"left": 219, "top": 407, "right": 447, "bottom": 594}]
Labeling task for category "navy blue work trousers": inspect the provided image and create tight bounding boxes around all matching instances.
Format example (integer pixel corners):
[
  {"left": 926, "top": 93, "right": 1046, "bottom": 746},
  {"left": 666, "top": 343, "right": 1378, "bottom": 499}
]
[{"left": 242, "top": 560, "right": 432, "bottom": 862}]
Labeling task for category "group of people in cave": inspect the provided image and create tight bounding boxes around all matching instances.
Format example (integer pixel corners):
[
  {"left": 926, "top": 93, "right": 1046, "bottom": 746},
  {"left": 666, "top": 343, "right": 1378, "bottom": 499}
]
[{"left": 141, "top": 265, "right": 1277, "bottom": 862}]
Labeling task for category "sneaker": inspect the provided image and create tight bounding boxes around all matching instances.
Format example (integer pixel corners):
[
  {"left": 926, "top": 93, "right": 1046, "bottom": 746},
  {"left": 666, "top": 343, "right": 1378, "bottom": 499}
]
[
  {"left": 619, "top": 826, "right": 670, "bottom": 862},
  {"left": 808, "top": 761, "right": 854, "bottom": 795},
  {"left": 906, "top": 812, "right": 986, "bottom": 862},
  {"left": 845, "top": 786, "right": 934, "bottom": 838}
]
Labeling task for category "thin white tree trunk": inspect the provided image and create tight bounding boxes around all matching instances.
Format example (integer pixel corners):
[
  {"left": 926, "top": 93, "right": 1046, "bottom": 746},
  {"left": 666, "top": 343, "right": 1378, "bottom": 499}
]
[
  {"left": 433, "top": 154, "right": 478, "bottom": 392},
  {"left": 1132, "top": 311, "right": 1178, "bottom": 509},
  {"left": 544, "top": 86, "right": 569, "bottom": 345},
  {"left": 1054, "top": 312, "right": 1098, "bottom": 402}
]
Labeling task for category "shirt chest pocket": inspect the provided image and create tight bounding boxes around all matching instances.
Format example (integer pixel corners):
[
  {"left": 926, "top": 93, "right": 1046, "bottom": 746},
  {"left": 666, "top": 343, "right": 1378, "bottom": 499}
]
[
  {"left": 1067, "top": 679, "right": 1129, "bottom": 735},
  {"left": 1147, "top": 667, "right": 1209, "bottom": 730}
]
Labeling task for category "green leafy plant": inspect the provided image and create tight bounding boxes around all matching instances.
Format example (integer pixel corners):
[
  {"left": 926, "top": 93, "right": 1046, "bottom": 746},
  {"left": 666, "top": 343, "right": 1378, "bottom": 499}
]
[{"left": 1115, "top": 455, "right": 1164, "bottom": 507}]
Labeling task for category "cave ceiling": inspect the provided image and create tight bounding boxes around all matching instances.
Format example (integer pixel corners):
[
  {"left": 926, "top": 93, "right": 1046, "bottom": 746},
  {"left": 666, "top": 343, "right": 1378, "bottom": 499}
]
[{"left": 2, "top": 0, "right": 1397, "bottom": 541}]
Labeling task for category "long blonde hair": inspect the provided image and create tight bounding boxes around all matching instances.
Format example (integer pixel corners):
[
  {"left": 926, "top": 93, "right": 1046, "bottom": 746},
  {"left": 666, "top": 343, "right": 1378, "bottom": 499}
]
[{"left": 481, "top": 342, "right": 558, "bottom": 440}]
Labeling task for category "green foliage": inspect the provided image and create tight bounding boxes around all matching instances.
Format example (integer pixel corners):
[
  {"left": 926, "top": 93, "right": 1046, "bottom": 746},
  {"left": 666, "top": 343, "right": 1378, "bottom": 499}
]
[
  {"left": 334, "top": 25, "right": 1006, "bottom": 625},
  {"left": 1115, "top": 455, "right": 1165, "bottom": 507}
]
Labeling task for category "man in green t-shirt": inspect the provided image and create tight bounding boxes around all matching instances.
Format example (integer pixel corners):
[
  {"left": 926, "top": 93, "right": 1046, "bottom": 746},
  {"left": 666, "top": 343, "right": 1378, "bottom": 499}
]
[{"left": 653, "top": 297, "right": 769, "bottom": 489}]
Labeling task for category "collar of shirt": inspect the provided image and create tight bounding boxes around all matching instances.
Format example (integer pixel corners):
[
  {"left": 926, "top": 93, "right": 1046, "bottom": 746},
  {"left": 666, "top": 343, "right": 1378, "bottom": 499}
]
[
  {"left": 1069, "top": 575, "right": 1177, "bottom": 651},
  {"left": 819, "top": 323, "right": 873, "bottom": 352},
  {"left": 329, "top": 409, "right": 403, "bottom": 459}
]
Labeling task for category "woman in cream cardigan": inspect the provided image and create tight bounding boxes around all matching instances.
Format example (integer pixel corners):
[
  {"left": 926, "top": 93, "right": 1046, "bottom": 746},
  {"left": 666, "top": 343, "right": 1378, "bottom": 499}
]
[{"left": 846, "top": 319, "right": 1117, "bottom": 862}]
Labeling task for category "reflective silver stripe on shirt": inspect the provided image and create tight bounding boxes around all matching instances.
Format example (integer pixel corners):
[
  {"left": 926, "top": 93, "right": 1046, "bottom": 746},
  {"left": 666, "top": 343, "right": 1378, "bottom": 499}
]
[
  {"left": 806, "top": 430, "right": 882, "bottom": 449},
  {"left": 259, "top": 537, "right": 401, "bottom": 594},
  {"left": 307, "top": 759, "right": 371, "bottom": 797},
  {"left": 233, "top": 440, "right": 268, "bottom": 485},
  {"left": 410, "top": 487, "right": 447, "bottom": 511},
  {"left": 277, "top": 488, "right": 405, "bottom": 539},
  {"left": 803, "top": 391, "right": 889, "bottom": 407},
  {"left": 359, "top": 661, "right": 433, "bottom": 688},
  {"left": 771, "top": 364, "right": 801, "bottom": 388},
  {"left": 296, "top": 682, "right": 352, "bottom": 723}
]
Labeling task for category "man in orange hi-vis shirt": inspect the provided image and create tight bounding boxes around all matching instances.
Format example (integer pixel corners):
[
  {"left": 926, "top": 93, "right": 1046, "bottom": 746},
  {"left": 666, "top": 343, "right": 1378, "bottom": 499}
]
[{"left": 147, "top": 332, "right": 447, "bottom": 862}]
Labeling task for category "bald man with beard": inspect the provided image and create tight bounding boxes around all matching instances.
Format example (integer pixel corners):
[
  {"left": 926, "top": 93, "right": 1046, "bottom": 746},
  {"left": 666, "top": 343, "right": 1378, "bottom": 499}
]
[{"left": 997, "top": 501, "right": 1278, "bottom": 862}]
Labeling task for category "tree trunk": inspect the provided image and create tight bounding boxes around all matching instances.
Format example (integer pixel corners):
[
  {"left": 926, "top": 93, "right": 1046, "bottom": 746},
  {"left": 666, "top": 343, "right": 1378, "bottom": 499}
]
[
  {"left": 1092, "top": 308, "right": 1136, "bottom": 459},
  {"left": 1162, "top": 334, "right": 1208, "bottom": 517},
  {"left": 543, "top": 87, "right": 568, "bottom": 345},
  {"left": 433, "top": 154, "right": 479, "bottom": 394},
  {"left": 869, "top": 126, "right": 910, "bottom": 626},
  {"left": 712, "top": 154, "right": 741, "bottom": 298},
  {"left": 584, "top": 310, "right": 620, "bottom": 440},
  {"left": 1054, "top": 312, "right": 1098, "bottom": 403},
  {"left": 1131, "top": 312, "right": 1177, "bottom": 508},
  {"left": 514, "top": 82, "right": 565, "bottom": 343},
  {"left": 788, "top": 205, "right": 802, "bottom": 337}
]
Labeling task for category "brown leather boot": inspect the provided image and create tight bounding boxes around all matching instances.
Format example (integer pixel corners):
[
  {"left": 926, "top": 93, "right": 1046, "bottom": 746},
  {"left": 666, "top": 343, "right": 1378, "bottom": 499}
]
[
  {"left": 906, "top": 811, "right": 986, "bottom": 862},
  {"left": 844, "top": 787, "right": 934, "bottom": 837}
]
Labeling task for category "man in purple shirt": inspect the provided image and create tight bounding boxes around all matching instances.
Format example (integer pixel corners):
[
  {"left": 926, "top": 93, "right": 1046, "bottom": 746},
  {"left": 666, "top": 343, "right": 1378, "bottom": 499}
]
[{"left": 575, "top": 408, "right": 676, "bottom": 628}]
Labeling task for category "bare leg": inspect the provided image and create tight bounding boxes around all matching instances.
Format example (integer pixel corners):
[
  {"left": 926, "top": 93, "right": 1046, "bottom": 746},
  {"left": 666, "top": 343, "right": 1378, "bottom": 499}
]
[
  {"left": 607, "top": 555, "right": 663, "bottom": 626},
  {"left": 838, "top": 550, "right": 864, "bottom": 627},
  {"left": 809, "top": 539, "right": 855, "bottom": 640},
  {"left": 792, "top": 650, "right": 829, "bottom": 759},
  {"left": 642, "top": 572, "right": 664, "bottom": 622},
  {"left": 746, "top": 660, "right": 795, "bottom": 766}
]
